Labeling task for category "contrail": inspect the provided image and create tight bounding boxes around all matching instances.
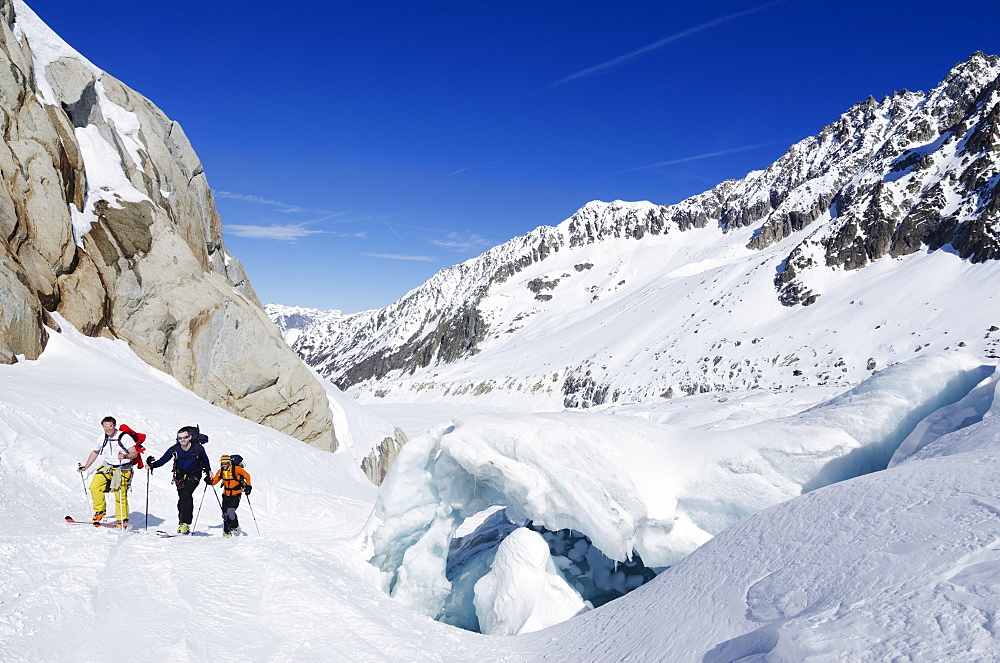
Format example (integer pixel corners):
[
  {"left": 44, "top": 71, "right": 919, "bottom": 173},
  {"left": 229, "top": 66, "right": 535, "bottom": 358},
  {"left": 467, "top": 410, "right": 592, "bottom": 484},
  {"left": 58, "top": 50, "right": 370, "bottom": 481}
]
[
  {"left": 550, "top": 2, "right": 781, "bottom": 87},
  {"left": 368, "top": 203, "right": 408, "bottom": 246},
  {"left": 445, "top": 160, "right": 499, "bottom": 178},
  {"left": 612, "top": 142, "right": 778, "bottom": 174}
]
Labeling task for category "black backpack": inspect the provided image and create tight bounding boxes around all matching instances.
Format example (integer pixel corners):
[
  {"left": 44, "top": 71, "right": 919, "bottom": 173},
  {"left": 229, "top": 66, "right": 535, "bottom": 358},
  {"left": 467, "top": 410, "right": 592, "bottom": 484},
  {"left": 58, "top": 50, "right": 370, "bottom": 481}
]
[{"left": 169, "top": 426, "right": 210, "bottom": 483}]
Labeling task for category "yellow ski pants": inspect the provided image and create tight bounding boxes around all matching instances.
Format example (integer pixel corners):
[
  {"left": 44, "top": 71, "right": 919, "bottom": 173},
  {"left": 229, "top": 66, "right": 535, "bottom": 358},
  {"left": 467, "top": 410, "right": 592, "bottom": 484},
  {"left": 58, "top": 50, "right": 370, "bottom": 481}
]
[{"left": 89, "top": 464, "right": 133, "bottom": 521}]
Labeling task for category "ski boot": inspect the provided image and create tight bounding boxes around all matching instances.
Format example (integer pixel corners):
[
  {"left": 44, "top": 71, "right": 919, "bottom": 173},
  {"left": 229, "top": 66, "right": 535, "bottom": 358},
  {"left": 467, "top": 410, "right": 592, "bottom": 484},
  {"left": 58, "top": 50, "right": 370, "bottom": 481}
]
[{"left": 177, "top": 523, "right": 190, "bottom": 535}]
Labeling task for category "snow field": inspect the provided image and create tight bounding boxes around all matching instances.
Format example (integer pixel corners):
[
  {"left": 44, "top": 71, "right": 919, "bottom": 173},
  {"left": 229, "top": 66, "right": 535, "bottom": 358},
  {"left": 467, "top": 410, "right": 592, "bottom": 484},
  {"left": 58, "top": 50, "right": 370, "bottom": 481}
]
[
  {"left": 6, "top": 316, "right": 1000, "bottom": 660},
  {"left": 526, "top": 421, "right": 1000, "bottom": 661},
  {"left": 0, "top": 320, "right": 505, "bottom": 662}
]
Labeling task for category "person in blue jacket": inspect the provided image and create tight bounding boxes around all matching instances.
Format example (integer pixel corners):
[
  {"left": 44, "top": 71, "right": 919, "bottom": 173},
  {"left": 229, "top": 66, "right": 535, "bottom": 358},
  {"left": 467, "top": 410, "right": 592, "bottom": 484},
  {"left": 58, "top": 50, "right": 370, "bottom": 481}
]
[{"left": 147, "top": 426, "right": 211, "bottom": 534}]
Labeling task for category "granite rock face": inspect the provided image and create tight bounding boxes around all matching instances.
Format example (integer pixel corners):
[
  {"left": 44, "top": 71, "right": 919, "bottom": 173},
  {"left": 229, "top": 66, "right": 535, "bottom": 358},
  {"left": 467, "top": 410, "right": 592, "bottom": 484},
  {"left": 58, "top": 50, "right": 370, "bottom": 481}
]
[{"left": 0, "top": 1, "right": 335, "bottom": 451}]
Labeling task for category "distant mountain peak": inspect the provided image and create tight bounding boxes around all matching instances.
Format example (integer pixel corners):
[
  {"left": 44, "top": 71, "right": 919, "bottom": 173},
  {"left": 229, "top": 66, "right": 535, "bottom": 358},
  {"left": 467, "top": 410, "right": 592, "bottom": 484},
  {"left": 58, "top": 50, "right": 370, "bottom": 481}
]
[{"left": 272, "top": 52, "right": 1000, "bottom": 409}]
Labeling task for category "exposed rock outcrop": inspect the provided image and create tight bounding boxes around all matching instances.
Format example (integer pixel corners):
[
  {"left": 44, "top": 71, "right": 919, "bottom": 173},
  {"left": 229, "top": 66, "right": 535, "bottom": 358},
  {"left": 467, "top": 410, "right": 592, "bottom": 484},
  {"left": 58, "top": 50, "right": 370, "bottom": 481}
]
[
  {"left": 360, "top": 428, "right": 408, "bottom": 485},
  {"left": 0, "top": 1, "right": 335, "bottom": 450},
  {"left": 776, "top": 52, "right": 1000, "bottom": 304}
]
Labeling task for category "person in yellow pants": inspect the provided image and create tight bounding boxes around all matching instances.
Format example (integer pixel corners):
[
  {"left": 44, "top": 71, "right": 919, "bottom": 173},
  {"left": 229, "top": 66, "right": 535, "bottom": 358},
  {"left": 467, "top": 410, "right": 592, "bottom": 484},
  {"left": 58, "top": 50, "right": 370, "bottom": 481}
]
[{"left": 78, "top": 416, "right": 139, "bottom": 528}]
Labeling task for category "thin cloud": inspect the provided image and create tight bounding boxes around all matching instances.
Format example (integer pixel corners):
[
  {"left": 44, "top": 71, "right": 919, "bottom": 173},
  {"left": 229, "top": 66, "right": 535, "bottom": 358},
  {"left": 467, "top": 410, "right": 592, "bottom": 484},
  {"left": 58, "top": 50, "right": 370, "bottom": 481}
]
[
  {"left": 362, "top": 253, "right": 437, "bottom": 262},
  {"left": 224, "top": 223, "right": 326, "bottom": 241},
  {"left": 432, "top": 232, "right": 492, "bottom": 253},
  {"left": 215, "top": 191, "right": 287, "bottom": 205},
  {"left": 550, "top": 2, "right": 781, "bottom": 87},
  {"left": 214, "top": 190, "right": 338, "bottom": 216},
  {"left": 611, "top": 142, "right": 779, "bottom": 174}
]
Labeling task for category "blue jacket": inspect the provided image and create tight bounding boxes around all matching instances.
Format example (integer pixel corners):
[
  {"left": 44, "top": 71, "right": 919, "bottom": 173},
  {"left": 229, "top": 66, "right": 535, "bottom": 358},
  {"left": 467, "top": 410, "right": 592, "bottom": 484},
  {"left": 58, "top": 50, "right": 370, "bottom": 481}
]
[{"left": 150, "top": 443, "right": 211, "bottom": 477}]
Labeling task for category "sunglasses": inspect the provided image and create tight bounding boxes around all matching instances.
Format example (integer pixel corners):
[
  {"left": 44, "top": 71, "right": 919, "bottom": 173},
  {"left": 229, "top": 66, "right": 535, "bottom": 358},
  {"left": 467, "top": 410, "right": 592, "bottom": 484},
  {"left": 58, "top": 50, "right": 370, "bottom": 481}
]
[{"left": 176, "top": 435, "right": 191, "bottom": 441}]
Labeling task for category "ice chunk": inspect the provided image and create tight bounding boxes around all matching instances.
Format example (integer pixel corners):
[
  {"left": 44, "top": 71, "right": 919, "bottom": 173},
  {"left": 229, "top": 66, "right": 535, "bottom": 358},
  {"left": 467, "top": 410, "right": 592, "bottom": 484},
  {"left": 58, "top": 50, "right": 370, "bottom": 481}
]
[
  {"left": 441, "top": 508, "right": 520, "bottom": 631},
  {"left": 473, "top": 528, "right": 589, "bottom": 635}
]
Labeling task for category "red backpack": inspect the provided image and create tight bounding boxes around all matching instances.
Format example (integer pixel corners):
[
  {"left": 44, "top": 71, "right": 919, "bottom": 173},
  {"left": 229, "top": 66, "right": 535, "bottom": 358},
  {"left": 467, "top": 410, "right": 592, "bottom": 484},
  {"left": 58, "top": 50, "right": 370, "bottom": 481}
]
[{"left": 119, "top": 425, "right": 148, "bottom": 469}]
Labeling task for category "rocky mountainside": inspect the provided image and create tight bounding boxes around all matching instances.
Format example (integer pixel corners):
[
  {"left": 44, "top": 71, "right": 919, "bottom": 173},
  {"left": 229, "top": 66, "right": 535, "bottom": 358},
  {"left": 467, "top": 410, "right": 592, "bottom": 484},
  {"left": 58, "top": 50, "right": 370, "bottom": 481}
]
[
  {"left": 0, "top": 1, "right": 335, "bottom": 450},
  {"left": 273, "top": 52, "right": 1000, "bottom": 410}
]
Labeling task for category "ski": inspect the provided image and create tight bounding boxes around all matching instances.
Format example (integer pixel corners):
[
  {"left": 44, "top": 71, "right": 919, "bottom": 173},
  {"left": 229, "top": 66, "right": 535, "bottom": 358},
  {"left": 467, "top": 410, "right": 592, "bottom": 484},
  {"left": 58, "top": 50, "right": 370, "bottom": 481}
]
[
  {"left": 65, "top": 516, "right": 126, "bottom": 529},
  {"left": 155, "top": 530, "right": 179, "bottom": 537}
]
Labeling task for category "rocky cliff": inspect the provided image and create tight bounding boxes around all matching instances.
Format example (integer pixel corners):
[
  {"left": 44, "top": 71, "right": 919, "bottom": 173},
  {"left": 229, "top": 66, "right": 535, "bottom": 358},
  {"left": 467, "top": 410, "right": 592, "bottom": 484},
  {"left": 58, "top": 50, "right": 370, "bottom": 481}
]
[{"left": 0, "top": 1, "right": 336, "bottom": 450}]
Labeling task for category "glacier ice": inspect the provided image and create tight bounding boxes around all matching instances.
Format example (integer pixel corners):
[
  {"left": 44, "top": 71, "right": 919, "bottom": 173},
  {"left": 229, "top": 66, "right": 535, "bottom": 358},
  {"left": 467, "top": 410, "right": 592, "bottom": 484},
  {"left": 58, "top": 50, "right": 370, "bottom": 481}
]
[
  {"left": 889, "top": 369, "right": 998, "bottom": 466},
  {"left": 473, "top": 527, "right": 589, "bottom": 635},
  {"left": 364, "top": 352, "right": 993, "bottom": 631}
]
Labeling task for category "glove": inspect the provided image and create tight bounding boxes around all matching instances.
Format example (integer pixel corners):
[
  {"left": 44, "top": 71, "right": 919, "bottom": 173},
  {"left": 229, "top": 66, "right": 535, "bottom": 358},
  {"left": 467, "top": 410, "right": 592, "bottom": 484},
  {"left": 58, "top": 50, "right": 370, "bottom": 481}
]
[
  {"left": 244, "top": 485, "right": 253, "bottom": 496},
  {"left": 204, "top": 474, "right": 212, "bottom": 484},
  {"left": 146, "top": 455, "right": 155, "bottom": 466}
]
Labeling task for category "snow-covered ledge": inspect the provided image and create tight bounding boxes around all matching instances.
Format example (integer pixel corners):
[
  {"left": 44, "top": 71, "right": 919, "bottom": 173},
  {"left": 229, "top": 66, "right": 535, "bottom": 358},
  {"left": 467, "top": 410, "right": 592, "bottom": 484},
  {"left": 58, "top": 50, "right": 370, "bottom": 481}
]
[{"left": 362, "top": 353, "right": 994, "bottom": 633}]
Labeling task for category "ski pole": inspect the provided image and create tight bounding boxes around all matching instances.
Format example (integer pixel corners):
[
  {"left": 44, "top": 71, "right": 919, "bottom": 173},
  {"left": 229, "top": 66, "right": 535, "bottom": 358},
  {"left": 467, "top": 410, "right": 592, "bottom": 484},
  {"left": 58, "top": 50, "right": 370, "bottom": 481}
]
[
  {"left": 193, "top": 481, "right": 209, "bottom": 531},
  {"left": 211, "top": 484, "right": 228, "bottom": 534},
  {"left": 144, "top": 467, "right": 150, "bottom": 531},
  {"left": 244, "top": 493, "right": 261, "bottom": 536},
  {"left": 211, "top": 483, "right": 224, "bottom": 515},
  {"left": 77, "top": 464, "right": 89, "bottom": 507}
]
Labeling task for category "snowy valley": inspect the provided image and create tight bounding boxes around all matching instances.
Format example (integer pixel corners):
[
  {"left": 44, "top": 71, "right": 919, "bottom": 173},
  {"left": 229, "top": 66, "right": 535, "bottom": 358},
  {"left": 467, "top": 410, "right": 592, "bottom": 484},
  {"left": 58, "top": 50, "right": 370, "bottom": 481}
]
[{"left": 3, "top": 0, "right": 1000, "bottom": 660}]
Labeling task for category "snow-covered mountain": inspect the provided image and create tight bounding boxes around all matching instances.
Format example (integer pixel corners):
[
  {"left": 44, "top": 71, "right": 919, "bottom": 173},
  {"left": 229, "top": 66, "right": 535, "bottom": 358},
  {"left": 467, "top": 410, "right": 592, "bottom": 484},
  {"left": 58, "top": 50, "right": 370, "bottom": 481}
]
[
  {"left": 272, "top": 52, "right": 1000, "bottom": 410},
  {"left": 265, "top": 303, "right": 344, "bottom": 348}
]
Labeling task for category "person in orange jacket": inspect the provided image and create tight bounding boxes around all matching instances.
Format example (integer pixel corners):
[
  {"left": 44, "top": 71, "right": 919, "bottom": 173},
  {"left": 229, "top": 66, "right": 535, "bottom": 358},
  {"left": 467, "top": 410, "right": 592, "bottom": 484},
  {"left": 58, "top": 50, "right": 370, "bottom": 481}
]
[{"left": 206, "top": 454, "right": 252, "bottom": 537}]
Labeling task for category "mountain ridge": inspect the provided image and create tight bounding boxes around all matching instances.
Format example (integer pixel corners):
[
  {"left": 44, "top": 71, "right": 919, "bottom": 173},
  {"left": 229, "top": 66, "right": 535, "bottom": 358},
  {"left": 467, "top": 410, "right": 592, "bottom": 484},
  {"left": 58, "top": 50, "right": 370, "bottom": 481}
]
[{"left": 272, "top": 52, "right": 1000, "bottom": 409}]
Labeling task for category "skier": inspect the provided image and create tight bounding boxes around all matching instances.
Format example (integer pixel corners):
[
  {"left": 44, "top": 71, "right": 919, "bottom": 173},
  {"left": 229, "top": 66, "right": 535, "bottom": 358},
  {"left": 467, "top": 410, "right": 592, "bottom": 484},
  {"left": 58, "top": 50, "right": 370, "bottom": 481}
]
[
  {"left": 146, "top": 426, "right": 212, "bottom": 534},
  {"left": 77, "top": 416, "right": 138, "bottom": 528},
  {"left": 207, "top": 455, "right": 252, "bottom": 537}
]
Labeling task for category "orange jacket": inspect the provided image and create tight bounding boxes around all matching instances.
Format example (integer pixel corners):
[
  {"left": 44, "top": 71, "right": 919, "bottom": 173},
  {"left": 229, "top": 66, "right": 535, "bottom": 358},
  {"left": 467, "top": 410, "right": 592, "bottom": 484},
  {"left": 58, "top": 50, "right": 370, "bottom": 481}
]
[{"left": 209, "top": 465, "right": 251, "bottom": 496}]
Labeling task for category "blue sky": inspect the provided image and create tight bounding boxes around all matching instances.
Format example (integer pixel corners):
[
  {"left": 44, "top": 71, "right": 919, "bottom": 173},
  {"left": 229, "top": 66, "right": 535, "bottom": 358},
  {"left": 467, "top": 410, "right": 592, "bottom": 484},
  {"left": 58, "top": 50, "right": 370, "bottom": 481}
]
[{"left": 25, "top": 1, "right": 1000, "bottom": 313}]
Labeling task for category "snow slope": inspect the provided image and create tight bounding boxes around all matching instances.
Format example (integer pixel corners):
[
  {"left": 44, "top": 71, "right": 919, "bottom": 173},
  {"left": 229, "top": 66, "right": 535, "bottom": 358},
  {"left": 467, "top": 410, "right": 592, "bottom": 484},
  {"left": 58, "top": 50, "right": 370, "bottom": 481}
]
[
  {"left": 526, "top": 370, "right": 1000, "bottom": 661},
  {"left": 5, "top": 317, "right": 1000, "bottom": 660},
  {"left": 0, "top": 320, "right": 502, "bottom": 662}
]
